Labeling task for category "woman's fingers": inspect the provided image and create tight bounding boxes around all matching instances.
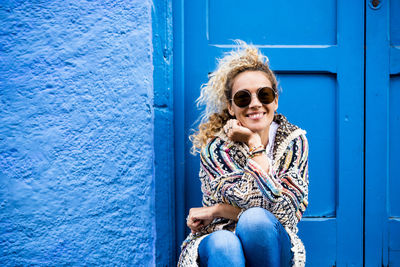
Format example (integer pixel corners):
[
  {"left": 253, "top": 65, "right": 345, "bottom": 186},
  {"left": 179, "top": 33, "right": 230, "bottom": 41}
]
[
  {"left": 191, "top": 220, "right": 201, "bottom": 227},
  {"left": 188, "top": 219, "right": 204, "bottom": 233},
  {"left": 187, "top": 206, "right": 216, "bottom": 233},
  {"left": 224, "top": 119, "right": 235, "bottom": 135},
  {"left": 187, "top": 215, "right": 202, "bottom": 228},
  {"left": 224, "top": 119, "right": 241, "bottom": 138},
  {"left": 224, "top": 119, "right": 255, "bottom": 143}
]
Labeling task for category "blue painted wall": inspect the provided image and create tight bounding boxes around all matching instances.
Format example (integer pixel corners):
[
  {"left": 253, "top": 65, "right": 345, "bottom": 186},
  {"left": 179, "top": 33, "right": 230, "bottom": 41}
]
[
  {"left": 152, "top": 0, "right": 175, "bottom": 265},
  {"left": 0, "top": 0, "right": 159, "bottom": 265}
]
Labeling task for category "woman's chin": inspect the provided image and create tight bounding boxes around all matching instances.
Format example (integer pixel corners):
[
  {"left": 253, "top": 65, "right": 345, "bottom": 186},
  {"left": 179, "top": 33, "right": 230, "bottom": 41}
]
[{"left": 239, "top": 117, "right": 270, "bottom": 133}]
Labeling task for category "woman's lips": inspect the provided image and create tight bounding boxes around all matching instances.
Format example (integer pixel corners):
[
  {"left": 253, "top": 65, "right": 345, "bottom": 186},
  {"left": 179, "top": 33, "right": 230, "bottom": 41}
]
[{"left": 246, "top": 112, "right": 266, "bottom": 119}]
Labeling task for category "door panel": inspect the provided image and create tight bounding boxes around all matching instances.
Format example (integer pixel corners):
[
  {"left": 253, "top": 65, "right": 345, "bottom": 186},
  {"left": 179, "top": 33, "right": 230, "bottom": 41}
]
[
  {"left": 365, "top": 0, "right": 400, "bottom": 266},
  {"left": 389, "top": 1, "right": 400, "bottom": 266},
  {"left": 277, "top": 73, "right": 337, "bottom": 217},
  {"left": 175, "top": 0, "right": 364, "bottom": 265},
  {"left": 389, "top": 76, "right": 400, "bottom": 265},
  {"left": 207, "top": 0, "right": 337, "bottom": 45}
]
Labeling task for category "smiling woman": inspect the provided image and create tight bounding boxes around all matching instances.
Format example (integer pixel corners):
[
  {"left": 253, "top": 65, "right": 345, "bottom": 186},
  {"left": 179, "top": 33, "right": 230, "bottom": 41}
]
[
  {"left": 179, "top": 42, "right": 309, "bottom": 267},
  {"left": 227, "top": 71, "right": 278, "bottom": 141}
]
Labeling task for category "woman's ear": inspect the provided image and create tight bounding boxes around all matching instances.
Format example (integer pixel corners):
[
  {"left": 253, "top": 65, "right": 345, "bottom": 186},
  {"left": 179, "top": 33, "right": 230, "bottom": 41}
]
[
  {"left": 228, "top": 103, "right": 235, "bottom": 117},
  {"left": 274, "top": 96, "right": 279, "bottom": 112}
]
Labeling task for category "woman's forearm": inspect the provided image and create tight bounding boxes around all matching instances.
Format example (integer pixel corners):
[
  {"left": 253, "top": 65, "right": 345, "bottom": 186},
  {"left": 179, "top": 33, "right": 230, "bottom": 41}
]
[
  {"left": 212, "top": 203, "right": 242, "bottom": 221},
  {"left": 248, "top": 135, "right": 270, "bottom": 173}
]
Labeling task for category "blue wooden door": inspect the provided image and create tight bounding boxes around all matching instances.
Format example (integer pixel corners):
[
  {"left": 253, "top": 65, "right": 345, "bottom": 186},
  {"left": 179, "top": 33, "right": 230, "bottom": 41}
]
[
  {"left": 174, "top": 0, "right": 365, "bottom": 265},
  {"left": 365, "top": 1, "right": 400, "bottom": 266}
]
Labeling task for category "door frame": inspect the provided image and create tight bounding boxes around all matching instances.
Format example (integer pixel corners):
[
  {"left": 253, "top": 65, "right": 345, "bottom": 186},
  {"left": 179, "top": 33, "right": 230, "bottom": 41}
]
[{"left": 172, "top": 0, "right": 365, "bottom": 265}]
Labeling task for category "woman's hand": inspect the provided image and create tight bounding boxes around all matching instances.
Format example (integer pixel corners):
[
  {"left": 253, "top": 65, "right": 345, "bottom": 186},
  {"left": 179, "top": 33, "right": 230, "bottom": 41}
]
[
  {"left": 223, "top": 119, "right": 262, "bottom": 147},
  {"left": 223, "top": 119, "right": 270, "bottom": 173},
  {"left": 186, "top": 204, "right": 242, "bottom": 234},
  {"left": 187, "top": 206, "right": 215, "bottom": 234}
]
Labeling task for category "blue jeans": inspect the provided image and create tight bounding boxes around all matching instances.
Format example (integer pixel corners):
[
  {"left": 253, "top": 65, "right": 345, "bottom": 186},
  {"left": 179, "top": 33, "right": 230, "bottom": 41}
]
[{"left": 198, "top": 207, "right": 293, "bottom": 267}]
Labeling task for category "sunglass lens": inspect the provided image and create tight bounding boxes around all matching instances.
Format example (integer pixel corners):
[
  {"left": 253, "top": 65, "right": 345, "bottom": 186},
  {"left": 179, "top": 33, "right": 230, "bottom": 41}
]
[
  {"left": 258, "top": 87, "right": 275, "bottom": 104},
  {"left": 233, "top": 90, "right": 251, "bottom": 108}
]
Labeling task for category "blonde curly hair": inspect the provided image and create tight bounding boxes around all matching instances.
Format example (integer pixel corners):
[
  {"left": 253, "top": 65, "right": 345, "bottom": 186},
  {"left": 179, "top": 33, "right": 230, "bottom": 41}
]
[{"left": 190, "top": 41, "right": 278, "bottom": 154}]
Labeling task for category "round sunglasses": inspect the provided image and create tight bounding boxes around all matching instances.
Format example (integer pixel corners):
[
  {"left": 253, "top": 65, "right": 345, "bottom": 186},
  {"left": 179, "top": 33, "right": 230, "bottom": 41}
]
[{"left": 231, "top": 87, "right": 276, "bottom": 108}]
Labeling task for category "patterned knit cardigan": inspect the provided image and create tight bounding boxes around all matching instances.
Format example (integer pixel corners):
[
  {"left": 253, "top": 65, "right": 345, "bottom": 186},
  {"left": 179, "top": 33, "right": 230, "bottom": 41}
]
[{"left": 178, "top": 114, "right": 309, "bottom": 267}]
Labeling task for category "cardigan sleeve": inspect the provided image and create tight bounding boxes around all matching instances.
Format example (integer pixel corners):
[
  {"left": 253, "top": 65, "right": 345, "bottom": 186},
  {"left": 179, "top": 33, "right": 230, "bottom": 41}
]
[
  {"left": 246, "top": 134, "right": 309, "bottom": 224},
  {"left": 199, "top": 134, "right": 309, "bottom": 225}
]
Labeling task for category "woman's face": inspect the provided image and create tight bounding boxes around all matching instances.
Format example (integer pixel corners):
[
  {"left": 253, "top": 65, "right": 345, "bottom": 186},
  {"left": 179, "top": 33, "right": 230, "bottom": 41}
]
[{"left": 228, "top": 70, "right": 278, "bottom": 135}]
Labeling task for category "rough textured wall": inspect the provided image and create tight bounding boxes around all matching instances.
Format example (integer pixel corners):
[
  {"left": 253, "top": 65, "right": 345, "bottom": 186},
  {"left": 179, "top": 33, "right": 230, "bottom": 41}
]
[{"left": 0, "top": 1, "right": 155, "bottom": 265}]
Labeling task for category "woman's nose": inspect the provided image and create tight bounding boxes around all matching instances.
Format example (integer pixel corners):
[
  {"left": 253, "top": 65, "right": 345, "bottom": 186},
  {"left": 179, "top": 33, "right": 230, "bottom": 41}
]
[{"left": 248, "top": 93, "right": 262, "bottom": 108}]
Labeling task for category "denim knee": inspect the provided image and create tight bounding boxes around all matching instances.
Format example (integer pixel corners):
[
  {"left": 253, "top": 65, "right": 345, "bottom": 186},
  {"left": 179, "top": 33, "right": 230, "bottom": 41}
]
[
  {"left": 235, "top": 207, "right": 293, "bottom": 267},
  {"left": 200, "top": 230, "right": 242, "bottom": 255},
  {"left": 236, "top": 207, "right": 279, "bottom": 237},
  {"left": 198, "top": 230, "right": 245, "bottom": 267}
]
